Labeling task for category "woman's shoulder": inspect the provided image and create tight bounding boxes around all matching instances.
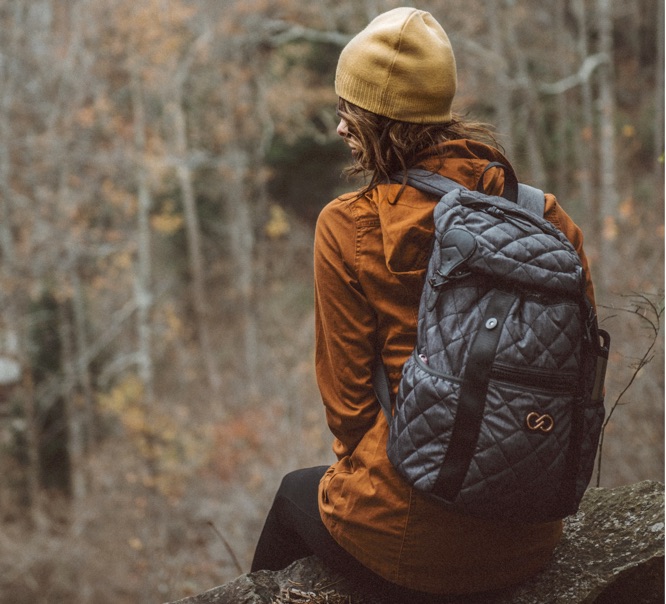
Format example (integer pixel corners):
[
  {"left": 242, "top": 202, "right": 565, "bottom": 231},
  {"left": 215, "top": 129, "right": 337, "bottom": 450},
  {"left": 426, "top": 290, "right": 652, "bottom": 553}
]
[{"left": 317, "top": 190, "right": 379, "bottom": 229}]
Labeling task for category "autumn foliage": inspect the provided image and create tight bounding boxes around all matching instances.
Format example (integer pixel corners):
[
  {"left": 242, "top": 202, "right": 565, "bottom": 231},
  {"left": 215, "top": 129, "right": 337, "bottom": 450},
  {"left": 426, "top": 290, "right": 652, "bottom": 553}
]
[{"left": 0, "top": 1, "right": 662, "bottom": 602}]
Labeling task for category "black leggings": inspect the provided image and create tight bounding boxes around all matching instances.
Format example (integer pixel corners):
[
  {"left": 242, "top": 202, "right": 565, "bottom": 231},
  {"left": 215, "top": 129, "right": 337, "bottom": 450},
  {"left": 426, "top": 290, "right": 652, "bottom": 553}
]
[{"left": 251, "top": 466, "right": 449, "bottom": 603}]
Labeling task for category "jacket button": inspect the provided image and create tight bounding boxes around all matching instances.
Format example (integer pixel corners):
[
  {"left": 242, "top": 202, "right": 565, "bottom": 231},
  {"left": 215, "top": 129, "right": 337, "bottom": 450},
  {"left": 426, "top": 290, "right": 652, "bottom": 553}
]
[{"left": 486, "top": 317, "right": 498, "bottom": 329}]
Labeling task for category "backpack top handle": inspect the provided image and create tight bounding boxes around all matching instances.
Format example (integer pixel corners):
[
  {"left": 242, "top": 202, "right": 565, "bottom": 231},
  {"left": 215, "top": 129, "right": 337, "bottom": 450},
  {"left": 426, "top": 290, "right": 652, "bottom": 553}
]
[{"left": 476, "top": 161, "right": 518, "bottom": 202}]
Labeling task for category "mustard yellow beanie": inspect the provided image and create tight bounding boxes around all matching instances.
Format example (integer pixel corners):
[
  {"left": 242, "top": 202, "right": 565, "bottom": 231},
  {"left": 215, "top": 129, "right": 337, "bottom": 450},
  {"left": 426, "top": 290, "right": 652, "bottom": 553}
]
[{"left": 335, "top": 7, "right": 457, "bottom": 124}]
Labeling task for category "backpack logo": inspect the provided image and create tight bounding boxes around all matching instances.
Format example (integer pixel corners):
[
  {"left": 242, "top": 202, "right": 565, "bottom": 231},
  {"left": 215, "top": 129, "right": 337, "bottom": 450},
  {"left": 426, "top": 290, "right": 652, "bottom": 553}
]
[{"left": 525, "top": 412, "right": 554, "bottom": 433}]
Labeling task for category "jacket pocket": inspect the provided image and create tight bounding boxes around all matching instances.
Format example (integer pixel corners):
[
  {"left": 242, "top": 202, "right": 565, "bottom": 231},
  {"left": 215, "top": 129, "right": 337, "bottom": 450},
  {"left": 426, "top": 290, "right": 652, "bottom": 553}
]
[{"left": 320, "top": 457, "right": 352, "bottom": 506}]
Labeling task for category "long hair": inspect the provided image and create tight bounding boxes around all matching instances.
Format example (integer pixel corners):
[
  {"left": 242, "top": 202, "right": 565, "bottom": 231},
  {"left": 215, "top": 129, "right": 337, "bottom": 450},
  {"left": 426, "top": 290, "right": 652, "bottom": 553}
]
[{"left": 337, "top": 98, "right": 502, "bottom": 196}]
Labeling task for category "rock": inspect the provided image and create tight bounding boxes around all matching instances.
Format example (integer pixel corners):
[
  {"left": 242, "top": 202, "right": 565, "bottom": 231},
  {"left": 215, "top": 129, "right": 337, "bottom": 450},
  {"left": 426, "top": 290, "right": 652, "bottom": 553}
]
[
  {"left": 165, "top": 480, "right": 664, "bottom": 604},
  {"left": 166, "top": 556, "right": 381, "bottom": 604}
]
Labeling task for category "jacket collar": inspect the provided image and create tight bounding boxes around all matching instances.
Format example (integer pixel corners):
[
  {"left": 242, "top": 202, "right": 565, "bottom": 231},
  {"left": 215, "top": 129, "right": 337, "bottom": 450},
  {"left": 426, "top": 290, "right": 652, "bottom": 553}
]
[{"left": 372, "top": 139, "right": 514, "bottom": 276}]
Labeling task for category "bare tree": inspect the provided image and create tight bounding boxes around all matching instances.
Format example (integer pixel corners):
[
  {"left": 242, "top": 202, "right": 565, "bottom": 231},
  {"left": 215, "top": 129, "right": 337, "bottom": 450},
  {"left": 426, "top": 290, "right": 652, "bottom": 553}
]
[
  {"left": 502, "top": 0, "right": 547, "bottom": 184},
  {"left": 485, "top": 2, "right": 515, "bottom": 159},
  {"left": 553, "top": 1, "right": 571, "bottom": 198},
  {"left": 656, "top": 0, "right": 665, "bottom": 179},
  {"left": 166, "top": 31, "right": 222, "bottom": 393},
  {"left": 595, "top": 0, "right": 619, "bottom": 295},
  {"left": 130, "top": 70, "right": 156, "bottom": 404},
  {"left": 0, "top": 0, "right": 46, "bottom": 530},
  {"left": 572, "top": 0, "right": 599, "bottom": 238}
]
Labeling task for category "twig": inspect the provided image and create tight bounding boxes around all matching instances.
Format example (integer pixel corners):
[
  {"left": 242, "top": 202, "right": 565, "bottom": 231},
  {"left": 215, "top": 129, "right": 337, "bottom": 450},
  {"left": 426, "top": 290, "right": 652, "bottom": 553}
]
[
  {"left": 595, "top": 293, "right": 664, "bottom": 486},
  {"left": 207, "top": 521, "right": 244, "bottom": 575}
]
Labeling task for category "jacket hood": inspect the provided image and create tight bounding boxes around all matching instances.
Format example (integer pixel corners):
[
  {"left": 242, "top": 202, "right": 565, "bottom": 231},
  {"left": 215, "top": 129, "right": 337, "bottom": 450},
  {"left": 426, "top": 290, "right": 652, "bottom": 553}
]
[{"left": 371, "top": 140, "right": 513, "bottom": 278}]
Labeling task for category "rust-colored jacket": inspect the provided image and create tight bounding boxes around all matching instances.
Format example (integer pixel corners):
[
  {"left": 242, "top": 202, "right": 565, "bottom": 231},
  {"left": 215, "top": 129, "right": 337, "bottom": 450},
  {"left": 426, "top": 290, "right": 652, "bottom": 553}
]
[{"left": 314, "top": 140, "right": 596, "bottom": 595}]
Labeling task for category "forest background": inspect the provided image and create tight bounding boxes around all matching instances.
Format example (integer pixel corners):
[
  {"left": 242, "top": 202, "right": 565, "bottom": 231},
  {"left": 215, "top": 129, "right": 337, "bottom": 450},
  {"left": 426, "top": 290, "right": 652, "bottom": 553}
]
[{"left": 0, "top": 0, "right": 663, "bottom": 602}]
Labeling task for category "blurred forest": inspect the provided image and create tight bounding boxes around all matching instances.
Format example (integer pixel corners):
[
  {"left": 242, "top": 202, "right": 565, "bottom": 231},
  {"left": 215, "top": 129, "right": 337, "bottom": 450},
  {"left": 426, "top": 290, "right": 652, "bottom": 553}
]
[{"left": 0, "top": 0, "right": 663, "bottom": 602}]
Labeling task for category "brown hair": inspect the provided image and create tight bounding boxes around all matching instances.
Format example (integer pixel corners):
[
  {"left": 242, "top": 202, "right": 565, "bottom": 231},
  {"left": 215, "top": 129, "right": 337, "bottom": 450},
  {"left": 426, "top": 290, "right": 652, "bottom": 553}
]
[{"left": 337, "top": 98, "right": 502, "bottom": 196}]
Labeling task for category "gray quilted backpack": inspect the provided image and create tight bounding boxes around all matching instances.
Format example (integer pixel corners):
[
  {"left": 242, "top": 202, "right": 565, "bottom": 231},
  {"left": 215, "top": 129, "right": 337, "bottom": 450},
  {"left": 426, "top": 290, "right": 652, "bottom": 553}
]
[{"left": 375, "top": 166, "right": 610, "bottom": 524}]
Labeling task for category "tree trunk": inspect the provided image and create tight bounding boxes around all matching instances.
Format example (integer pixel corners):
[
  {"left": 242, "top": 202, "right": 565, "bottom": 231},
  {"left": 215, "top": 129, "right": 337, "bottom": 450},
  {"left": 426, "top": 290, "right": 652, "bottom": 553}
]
[
  {"left": 655, "top": 0, "right": 665, "bottom": 183},
  {"left": 169, "top": 86, "right": 221, "bottom": 392},
  {"left": 572, "top": 0, "right": 599, "bottom": 248},
  {"left": 0, "top": 3, "right": 43, "bottom": 528},
  {"left": 57, "top": 286, "right": 94, "bottom": 604},
  {"left": 22, "top": 369, "right": 45, "bottom": 529},
  {"left": 130, "top": 71, "right": 155, "bottom": 404},
  {"left": 56, "top": 294, "right": 86, "bottom": 504},
  {"left": 70, "top": 266, "right": 96, "bottom": 448},
  {"left": 554, "top": 0, "right": 570, "bottom": 199},
  {"left": 486, "top": 1, "right": 515, "bottom": 158},
  {"left": 225, "top": 150, "right": 259, "bottom": 401},
  {"left": 503, "top": 0, "right": 546, "bottom": 185},
  {"left": 596, "top": 0, "right": 619, "bottom": 296}
]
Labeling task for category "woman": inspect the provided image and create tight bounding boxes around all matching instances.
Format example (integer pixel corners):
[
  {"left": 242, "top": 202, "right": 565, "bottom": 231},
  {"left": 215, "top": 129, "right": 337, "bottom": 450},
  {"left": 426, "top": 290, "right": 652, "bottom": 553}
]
[{"left": 252, "top": 7, "right": 596, "bottom": 601}]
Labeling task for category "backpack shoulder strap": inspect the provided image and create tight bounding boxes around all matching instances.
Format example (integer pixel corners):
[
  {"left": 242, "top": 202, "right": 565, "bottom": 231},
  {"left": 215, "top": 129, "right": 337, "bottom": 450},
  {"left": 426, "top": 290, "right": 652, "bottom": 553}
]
[
  {"left": 392, "top": 168, "right": 466, "bottom": 197},
  {"left": 397, "top": 168, "right": 545, "bottom": 218},
  {"left": 517, "top": 183, "right": 546, "bottom": 217},
  {"left": 373, "top": 357, "right": 392, "bottom": 422}
]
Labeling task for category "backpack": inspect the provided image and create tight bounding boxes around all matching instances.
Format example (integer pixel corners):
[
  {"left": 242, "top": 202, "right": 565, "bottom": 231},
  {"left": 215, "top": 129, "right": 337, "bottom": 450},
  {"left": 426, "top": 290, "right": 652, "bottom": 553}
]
[{"left": 374, "top": 165, "right": 610, "bottom": 524}]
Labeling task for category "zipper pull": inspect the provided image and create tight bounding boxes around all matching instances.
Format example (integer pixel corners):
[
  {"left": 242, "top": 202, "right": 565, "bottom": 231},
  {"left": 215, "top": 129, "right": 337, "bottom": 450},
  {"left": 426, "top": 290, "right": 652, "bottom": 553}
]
[
  {"left": 484, "top": 205, "right": 533, "bottom": 234},
  {"left": 485, "top": 206, "right": 504, "bottom": 219}
]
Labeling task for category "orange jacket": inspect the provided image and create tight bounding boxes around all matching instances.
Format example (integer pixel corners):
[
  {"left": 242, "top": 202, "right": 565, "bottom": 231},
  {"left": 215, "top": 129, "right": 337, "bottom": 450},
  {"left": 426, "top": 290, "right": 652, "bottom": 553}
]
[{"left": 314, "top": 140, "right": 596, "bottom": 595}]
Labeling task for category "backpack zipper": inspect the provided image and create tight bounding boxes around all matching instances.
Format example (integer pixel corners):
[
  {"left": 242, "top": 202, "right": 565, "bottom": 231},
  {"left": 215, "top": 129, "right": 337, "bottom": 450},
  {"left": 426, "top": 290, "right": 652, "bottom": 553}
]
[
  {"left": 463, "top": 198, "right": 560, "bottom": 238},
  {"left": 414, "top": 351, "right": 462, "bottom": 384},
  {"left": 490, "top": 362, "right": 578, "bottom": 394},
  {"left": 416, "top": 353, "right": 577, "bottom": 394}
]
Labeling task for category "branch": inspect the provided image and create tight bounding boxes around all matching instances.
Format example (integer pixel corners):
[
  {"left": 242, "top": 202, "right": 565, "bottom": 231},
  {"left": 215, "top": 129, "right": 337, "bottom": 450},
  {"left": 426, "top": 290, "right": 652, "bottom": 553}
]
[
  {"left": 538, "top": 53, "right": 609, "bottom": 95},
  {"left": 413, "top": 36, "right": 607, "bottom": 98},
  {"left": 173, "top": 28, "right": 213, "bottom": 89},
  {"left": 263, "top": 20, "right": 351, "bottom": 48},
  {"left": 208, "top": 521, "right": 244, "bottom": 575},
  {"left": 595, "top": 293, "right": 664, "bottom": 486}
]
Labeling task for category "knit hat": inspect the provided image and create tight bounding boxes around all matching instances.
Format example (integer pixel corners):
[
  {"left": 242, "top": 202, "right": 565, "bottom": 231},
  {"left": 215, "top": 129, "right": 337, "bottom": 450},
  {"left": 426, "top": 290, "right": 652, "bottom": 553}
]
[{"left": 335, "top": 7, "right": 457, "bottom": 124}]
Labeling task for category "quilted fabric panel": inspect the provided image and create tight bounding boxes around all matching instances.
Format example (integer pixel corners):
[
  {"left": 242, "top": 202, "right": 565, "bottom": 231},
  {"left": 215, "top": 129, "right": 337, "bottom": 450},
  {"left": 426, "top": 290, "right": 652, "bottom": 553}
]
[
  {"left": 493, "top": 297, "right": 583, "bottom": 371},
  {"left": 389, "top": 357, "right": 582, "bottom": 522},
  {"left": 419, "top": 284, "right": 584, "bottom": 376},
  {"left": 432, "top": 189, "right": 583, "bottom": 296},
  {"left": 389, "top": 355, "right": 460, "bottom": 492},
  {"left": 420, "top": 281, "right": 491, "bottom": 377},
  {"left": 455, "top": 382, "right": 574, "bottom": 520}
]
